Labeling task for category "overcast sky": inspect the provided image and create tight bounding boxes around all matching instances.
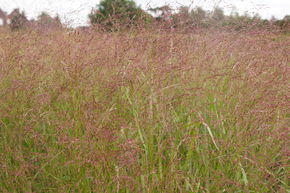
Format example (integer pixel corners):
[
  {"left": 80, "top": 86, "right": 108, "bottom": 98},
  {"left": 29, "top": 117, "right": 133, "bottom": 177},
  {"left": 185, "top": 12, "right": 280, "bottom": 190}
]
[{"left": 0, "top": 0, "right": 289, "bottom": 27}]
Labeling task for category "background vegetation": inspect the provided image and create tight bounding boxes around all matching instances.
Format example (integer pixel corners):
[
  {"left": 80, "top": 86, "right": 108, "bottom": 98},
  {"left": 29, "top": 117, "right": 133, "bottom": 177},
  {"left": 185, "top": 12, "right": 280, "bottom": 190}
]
[
  {"left": 88, "top": 0, "right": 151, "bottom": 31},
  {"left": 5, "top": 0, "right": 290, "bottom": 32},
  {"left": 0, "top": 0, "right": 289, "bottom": 192}
]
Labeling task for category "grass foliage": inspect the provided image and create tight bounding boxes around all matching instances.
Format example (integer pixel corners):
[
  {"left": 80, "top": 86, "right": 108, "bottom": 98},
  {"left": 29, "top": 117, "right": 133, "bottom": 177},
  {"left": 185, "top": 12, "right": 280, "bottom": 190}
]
[{"left": 0, "top": 27, "right": 289, "bottom": 192}]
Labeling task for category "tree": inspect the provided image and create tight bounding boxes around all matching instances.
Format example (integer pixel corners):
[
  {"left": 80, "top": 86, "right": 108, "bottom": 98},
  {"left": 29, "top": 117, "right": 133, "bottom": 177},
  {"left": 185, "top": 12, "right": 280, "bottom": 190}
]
[
  {"left": 274, "top": 15, "right": 290, "bottom": 31},
  {"left": 88, "top": 0, "right": 148, "bottom": 30},
  {"left": 283, "top": 15, "right": 290, "bottom": 21},
  {"left": 9, "top": 9, "right": 28, "bottom": 31},
  {"left": 37, "top": 12, "right": 62, "bottom": 28},
  {"left": 173, "top": 6, "right": 191, "bottom": 26},
  {"left": 38, "top": 12, "right": 54, "bottom": 25},
  {"left": 212, "top": 7, "right": 225, "bottom": 21},
  {"left": 191, "top": 7, "right": 206, "bottom": 21}
]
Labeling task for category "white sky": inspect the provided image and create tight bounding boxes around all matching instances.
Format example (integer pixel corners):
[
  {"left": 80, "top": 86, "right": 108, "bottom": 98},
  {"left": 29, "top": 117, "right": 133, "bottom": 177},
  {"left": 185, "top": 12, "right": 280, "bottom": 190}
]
[{"left": 0, "top": 0, "right": 289, "bottom": 27}]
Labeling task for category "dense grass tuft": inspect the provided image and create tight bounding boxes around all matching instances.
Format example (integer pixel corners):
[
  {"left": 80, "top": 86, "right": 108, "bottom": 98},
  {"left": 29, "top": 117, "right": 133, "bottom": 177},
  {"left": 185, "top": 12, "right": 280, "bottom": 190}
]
[{"left": 0, "top": 27, "right": 289, "bottom": 192}]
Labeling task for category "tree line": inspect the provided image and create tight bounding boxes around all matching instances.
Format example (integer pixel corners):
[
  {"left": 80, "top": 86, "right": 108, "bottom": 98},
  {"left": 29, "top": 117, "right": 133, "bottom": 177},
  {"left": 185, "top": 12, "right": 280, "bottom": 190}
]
[
  {"left": 2, "top": 0, "right": 290, "bottom": 32},
  {"left": 88, "top": 0, "right": 289, "bottom": 31},
  {"left": 0, "top": 8, "right": 62, "bottom": 31}
]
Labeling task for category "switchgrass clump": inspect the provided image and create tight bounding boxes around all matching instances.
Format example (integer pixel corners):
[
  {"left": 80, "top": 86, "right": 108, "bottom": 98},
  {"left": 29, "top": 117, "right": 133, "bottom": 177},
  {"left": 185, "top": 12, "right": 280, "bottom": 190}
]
[{"left": 0, "top": 27, "right": 289, "bottom": 192}]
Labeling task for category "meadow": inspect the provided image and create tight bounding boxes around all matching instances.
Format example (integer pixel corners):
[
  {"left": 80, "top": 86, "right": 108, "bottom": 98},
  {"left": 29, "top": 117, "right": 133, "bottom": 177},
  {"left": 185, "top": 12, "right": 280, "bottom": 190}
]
[{"left": 0, "top": 27, "right": 289, "bottom": 192}]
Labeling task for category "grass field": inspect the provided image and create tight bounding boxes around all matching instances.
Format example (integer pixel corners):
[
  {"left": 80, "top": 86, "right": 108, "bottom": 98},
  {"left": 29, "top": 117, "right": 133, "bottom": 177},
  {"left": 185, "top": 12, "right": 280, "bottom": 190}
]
[{"left": 0, "top": 28, "right": 289, "bottom": 192}]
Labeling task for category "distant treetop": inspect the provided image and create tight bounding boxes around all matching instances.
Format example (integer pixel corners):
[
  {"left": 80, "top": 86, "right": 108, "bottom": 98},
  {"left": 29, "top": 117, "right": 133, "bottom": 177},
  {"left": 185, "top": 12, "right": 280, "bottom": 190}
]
[{"left": 88, "top": 0, "right": 151, "bottom": 31}]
